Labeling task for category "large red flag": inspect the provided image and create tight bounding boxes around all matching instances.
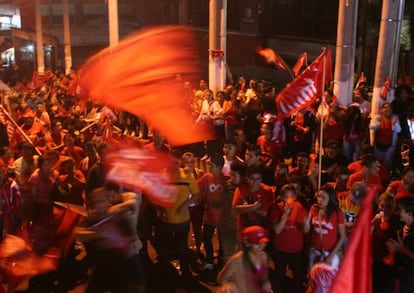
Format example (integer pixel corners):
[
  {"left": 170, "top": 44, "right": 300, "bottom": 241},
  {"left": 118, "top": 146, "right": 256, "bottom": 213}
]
[
  {"left": 330, "top": 187, "right": 376, "bottom": 293},
  {"left": 292, "top": 52, "right": 307, "bottom": 77},
  {"left": 78, "top": 26, "right": 214, "bottom": 146},
  {"left": 275, "top": 49, "right": 327, "bottom": 118},
  {"left": 380, "top": 76, "right": 391, "bottom": 101},
  {"left": 257, "top": 48, "right": 288, "bottom": 71}
]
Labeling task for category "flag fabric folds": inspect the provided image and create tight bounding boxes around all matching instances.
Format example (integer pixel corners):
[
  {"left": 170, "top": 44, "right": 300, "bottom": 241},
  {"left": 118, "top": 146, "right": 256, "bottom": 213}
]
[
  {"left": 292, "top": 52, "right": 307, "bottom": 77},
  {"left": 330, "top": 187, "right": 376, "bottom": 293},
  {"left": 275, "top": 49, "right": 328, "bottom": 119},
  {"left": 105, "top": 142, "right": 177, "bottom": 207},
  {"left": 78, "top": 25, "right": 213, "bottom": 146},
  {"left": 257, "top": 48, "right": 288, "bottom": 71},
  {"left": 380, "top": 76, "right": 391, "bottom": 101}
]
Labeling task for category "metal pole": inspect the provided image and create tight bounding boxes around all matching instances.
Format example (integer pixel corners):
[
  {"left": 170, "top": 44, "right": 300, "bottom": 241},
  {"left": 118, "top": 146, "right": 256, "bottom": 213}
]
[{"left": 318, "top": 50, "right": 327, "bottom": 190}]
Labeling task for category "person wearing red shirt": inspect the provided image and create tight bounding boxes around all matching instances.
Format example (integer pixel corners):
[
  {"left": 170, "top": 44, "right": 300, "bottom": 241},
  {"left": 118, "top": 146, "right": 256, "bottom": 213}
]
[
  {"left": 197, "top": 153, "right": 228, "bottom": 270},
  {"left": 347, "top": 154, "right": 384, "bottom": 194},
  {"left": 386, "top": 168, "right": 414, "bottom": 200},
  {"left": 270, "top": 184, "right": 307, "bottom": 292},
  {"left": 304, "top": 185, "right": 345, "bottom": 270},
  {"left": 256, "top": 122, "right": 283, "bottom": 166},
  {"left": 232, "top": 165, "right": 274, "bottom": 240}
]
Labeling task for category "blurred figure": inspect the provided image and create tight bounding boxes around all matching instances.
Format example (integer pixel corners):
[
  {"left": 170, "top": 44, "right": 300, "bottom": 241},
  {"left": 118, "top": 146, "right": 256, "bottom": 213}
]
[{"left": 217, "top": 225, "right": 273, "bottom": 293}]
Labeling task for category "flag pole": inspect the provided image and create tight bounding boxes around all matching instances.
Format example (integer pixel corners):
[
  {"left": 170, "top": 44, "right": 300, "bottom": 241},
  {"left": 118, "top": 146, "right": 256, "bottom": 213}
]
[
  {"left": 0, "top": 104, "right": 42, "bottom": 156},
  {"left": 317, "top": 48, "right": 327, "bottom": 190}
]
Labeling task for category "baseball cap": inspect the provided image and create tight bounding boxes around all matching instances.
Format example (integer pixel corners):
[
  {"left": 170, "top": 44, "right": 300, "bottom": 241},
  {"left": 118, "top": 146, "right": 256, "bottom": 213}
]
[{"left": 242, "top": 225, "right": 269, "bottom": 244}]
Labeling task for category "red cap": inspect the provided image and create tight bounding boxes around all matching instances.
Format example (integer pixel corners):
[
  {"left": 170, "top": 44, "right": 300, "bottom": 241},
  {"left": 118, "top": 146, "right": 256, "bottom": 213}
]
[{"left": 242, "top": 225, "right": 269, "bottom": 245}]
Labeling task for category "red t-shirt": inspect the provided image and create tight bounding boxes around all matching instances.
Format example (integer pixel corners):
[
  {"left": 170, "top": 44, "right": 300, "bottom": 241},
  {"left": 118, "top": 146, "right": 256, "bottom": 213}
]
[
  {"left": 348, "top": 160, "right": 389, "bottom": 182},
  {"left": 309, "top": 205, "right": 345, "bottom": 252},
  {"left": 198, "top": 173, "right": 228, "bottom": 227},
  {"left": 388, "top": 180, "right": 414, "bottom": 200},
  {"left": 347, "top": 171, "right": 384, "bottom": 193},
  {"left": 232, "top": 183, "right": 274, "bottom": 233},
  {"left": 271, "top": 200, "right": 306, "bottom": 252}
]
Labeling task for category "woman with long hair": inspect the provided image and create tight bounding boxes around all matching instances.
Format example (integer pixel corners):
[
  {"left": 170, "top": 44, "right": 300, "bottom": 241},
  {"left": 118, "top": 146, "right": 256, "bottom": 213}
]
[{"left": 305, "top": 185, "right": 345, "bottom": 270}]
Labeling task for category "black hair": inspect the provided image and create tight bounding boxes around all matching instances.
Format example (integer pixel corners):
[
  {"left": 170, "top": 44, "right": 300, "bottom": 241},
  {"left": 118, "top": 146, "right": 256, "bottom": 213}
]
[
  {"left": 210, "top": 153, "right": 225, "bottom": 169},
  {"left": 230, "top": 162, "right": 247, "bottom": 178},
  {"left": 319, "top": 184, "right": 339, "bottom": 219},
  {"left": 361, "top": 154, "right": 377, "bottom": 167}
]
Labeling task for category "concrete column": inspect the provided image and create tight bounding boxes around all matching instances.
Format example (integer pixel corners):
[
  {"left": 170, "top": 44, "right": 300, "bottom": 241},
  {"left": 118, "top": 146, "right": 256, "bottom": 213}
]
[
  {"left": 35, "top": 0, "right": 45, "bottom": 73},
  {"left": 62, "top": 0, "right": 72, "bottom": 74},
  {"left": 333, "top": 0, "right": 359, "bottom": 106},
  {"left": 371, "top": 0, "right": 405, "bottom": 117},
  {"left": 108, "top": 0, "right": 119, "bottom": 46},
  {"left": 219, "top": 0, "right": 227, "bottom": 90},
  {"left": 209, "top": 0, "right": 220, "bottom": 94}
]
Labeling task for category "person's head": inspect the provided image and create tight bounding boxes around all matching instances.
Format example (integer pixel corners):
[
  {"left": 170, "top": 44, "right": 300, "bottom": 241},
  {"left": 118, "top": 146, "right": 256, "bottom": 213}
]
[
  {"left": 246, "top": 165, "right": 263, "bottom": 192},
  {"left": 36, "top": 102, "right": 45, "bottom": 113},
  {"left": 360, "top": 144, "right": 374, "bottom": 159},
  {"left": 361, "top": 154, "right": 379, "bottom": 176},
  {"left": 296, "top": 152, "right": 310, "bottom": 170},
  {"left": 275, "top": 162, "right": 289, "bottom": 177},
  {"left": 350, "top": 181, "right": 366, "bottom": 205},
  {"left": 245, "top": 144, "right": 261, "bottom": 167},
  {"left": 181, "top": 151, "right": 195, "bottom": 174},
  {"left": 153, "top": 131, "right": 166, "bottom": 148},
  {"left": 234, "top": 129, "right": 246, "bottom": 143},
  {"left": 260, "top": 123, "right": 273, "bottom": 140},
  {"left": 323, "top": 89, "right": 334, "bottom": 103},
  {"left": 397, "top": 197, "right": 414, "bottom": 226},
  {"left": 103, "top": 181, "right": 122, "bottom": 205},
  {"left": 242, "top": 225, "right": 269, "bottom": 252},
  {"left": 377, "top": 192, "right": 396, "bottom": 218},
  {"left": 59, "top": 157, "right": 75, "bottom": 176},
  {"left": 402, "top": 168, "right": 414, "bottom": 191},
  {"left": 380, "top": 102, "right": 392, "bottom": 117},
  {"left": 334, "top": 167, "right": 350, "bottom": 191},
  {"left": 209, "top": 153, "right": 225, "bottom": 172},
  {"left": 223, "top": 139, "right": 237, "bottom": 158},
  {"left": 316, "top": 185, "right": 338, "bottom": 218},
  {"left": 280, "top": 184, "right": 297, "bottom": 202},
  {"left": 325, "top": 140, "right": 341, "bottom": 158},
  {"left": 19, "top": 142, "right": 34, "bottom": 160},
  {"left": 63, "top": 133, "right": 75, "bottom": 147},
  {"left": 353, "top": 88, "right": 368, "bottom": 103},
  {"left": 230, "top": 162, "right": 247, "bottom": 185}
]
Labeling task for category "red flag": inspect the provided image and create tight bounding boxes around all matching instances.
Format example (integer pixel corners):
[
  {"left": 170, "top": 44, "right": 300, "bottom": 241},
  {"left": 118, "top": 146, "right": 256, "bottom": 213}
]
[
  {"left": 330, "top": 187, "right": 376, "bottom": 293},
  {"left": 78, "top": 26, "right": 214, "bottom": 146},
  {"left": 292, "top": 52, "right": 307, "bottom": 77},
  {"left": 380, "top": 76, "right": 391, "bottom": 101},
  {"left": 276, "top": 49, "right": 327, "bottom": 118},
  {"left": 257, "top": 48, "right": 288, "bottom": 71},
  {"left": 355, "top": 72, "right": 367, "bottom": 90},
  {"left": 105, "top": 142, "right": 178, "bottom": 207},
  {"left": 0, "top": 105, "right": 16, "bottom": 146},
  {"left": 325, "top": 46, "right": 333, "bottom": 84}
]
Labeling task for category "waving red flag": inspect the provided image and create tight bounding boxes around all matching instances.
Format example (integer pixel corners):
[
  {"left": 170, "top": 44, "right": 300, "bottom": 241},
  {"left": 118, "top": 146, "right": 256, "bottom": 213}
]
[
  {"left": 380, "top": 76, "right": 391, "bottom": 101},
  {"left": 276, "top": 49, "right": 327, "bottom": 118},
  {"left": 330, "top": 187, "right": 376, "bottom": 293},
  {"left": 257, "top": 48, "right": 288, "bottom": 71},
  {"left": 325, "top": 46, "right": 333, "bottom": 83},
  {"left": 292, "top": 52, "right": 307, "bottom": 77},
  {"left": 78, "top": 26, "right": 214, "bottom": 146}
]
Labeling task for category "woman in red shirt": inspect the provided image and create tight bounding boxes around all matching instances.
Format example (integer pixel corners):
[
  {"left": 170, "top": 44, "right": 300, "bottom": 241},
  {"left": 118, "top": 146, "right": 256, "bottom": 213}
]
[{"left": 304, "top": 185, "right": 345, "bottom": 270}]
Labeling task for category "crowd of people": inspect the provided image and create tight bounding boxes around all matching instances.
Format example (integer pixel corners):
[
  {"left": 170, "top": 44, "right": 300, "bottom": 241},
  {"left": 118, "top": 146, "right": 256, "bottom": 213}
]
[{"left": 0, "top": 68, "right": 414, "bottom": 293}]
